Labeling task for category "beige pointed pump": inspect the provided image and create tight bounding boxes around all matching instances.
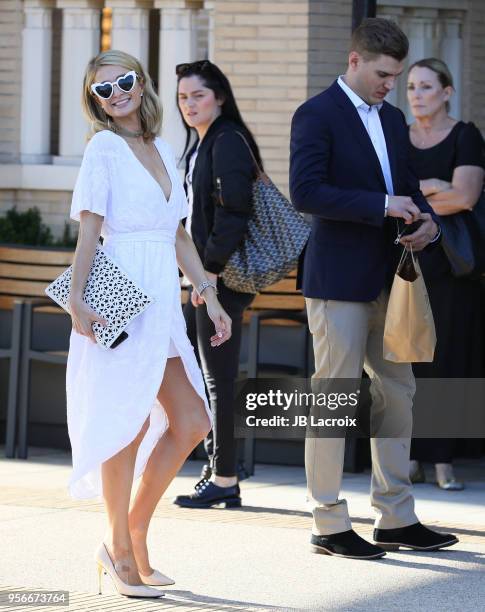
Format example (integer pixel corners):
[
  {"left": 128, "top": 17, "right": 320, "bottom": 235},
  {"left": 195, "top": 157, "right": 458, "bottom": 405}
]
[
  {"left": 139, "top": 569, "right": 175, "bottom": 587},
  {"left": 95, "top": 543, "right": 164, "bottom": 598}
]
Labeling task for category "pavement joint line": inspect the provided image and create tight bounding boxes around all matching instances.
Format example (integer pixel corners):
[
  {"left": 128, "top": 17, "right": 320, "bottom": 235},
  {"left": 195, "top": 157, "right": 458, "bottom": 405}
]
[{"left": 1, "top": 487, "right": 483, "bottom": 544}]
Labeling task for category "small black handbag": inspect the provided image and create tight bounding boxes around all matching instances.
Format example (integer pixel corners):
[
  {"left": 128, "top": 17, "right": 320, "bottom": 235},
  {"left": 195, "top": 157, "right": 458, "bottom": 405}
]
[
  {"left": 440, "top": 189, "right": 485, "bottom": 278},
  {"left": 439, "top": 124, "right": 485, "bottom": 278}
]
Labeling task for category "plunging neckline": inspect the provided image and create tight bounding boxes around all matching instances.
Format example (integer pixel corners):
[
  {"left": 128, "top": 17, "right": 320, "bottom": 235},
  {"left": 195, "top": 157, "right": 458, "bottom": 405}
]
[{"left": 119, "top": 135, "right": 173, "bottom": 203}]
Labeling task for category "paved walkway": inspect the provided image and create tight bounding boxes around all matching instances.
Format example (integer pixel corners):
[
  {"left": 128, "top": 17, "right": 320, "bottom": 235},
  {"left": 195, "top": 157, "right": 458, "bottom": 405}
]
[{"left": 0, "top": 448, "right": 484, "bottom": 611}]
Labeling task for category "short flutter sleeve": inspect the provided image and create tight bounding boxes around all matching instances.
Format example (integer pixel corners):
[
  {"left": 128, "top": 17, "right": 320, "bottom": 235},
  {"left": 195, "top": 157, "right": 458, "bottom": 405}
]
[
  {"left": 455, "top": 122, "right": 485, "bottom": 169},
  {"left": 70, "top": 134, "right": 112, "bottom": 222}
]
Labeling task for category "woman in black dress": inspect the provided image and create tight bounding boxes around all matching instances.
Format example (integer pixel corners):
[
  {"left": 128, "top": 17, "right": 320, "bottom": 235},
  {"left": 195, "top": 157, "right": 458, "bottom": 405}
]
[{"left": 407, "top": 58, "right": 485, "bottom": 489}]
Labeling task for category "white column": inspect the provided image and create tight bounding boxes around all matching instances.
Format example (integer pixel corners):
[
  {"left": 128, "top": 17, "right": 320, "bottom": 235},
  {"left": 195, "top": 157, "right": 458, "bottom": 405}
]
[
  {"left": 57, "top": 0, "right": 103, "bottom": 164},
  {"left": 399, "top": 17, "right": 437, "bottom": 123},
  {"left": 20, "top": 0, "right": 55, "bottom": 164},
  {"left": 440, "top": 19, "right": 463, "bottom": 120},
  {"left": 204, "top": 0, "right": 214, "bottom": 61},
  {"left": 155, "top": 1, "right": 198, "bottom": 160},
  {"left": 406, "top": 19, "right": 437, "bottom": 65},
  {"left": 109, "top": 0, "right": 151, "bottom": 69}
]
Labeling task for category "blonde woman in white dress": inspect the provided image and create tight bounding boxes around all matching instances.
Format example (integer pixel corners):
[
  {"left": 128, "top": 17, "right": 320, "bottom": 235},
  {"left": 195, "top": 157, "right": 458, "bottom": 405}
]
[{"left": 67, "top": 50, "right": 231, "bottom": 599}]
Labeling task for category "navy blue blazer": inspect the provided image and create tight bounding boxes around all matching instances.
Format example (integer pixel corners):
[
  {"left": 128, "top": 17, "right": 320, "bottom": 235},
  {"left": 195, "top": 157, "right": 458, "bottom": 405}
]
[{"left": 290, "top": 80, "right": 438, "bottom": 302}]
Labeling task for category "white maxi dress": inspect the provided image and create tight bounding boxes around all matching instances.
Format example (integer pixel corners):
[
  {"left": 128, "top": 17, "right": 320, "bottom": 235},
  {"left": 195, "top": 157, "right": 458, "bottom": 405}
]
[{"left": 66, "top": 130, "right": 210, "bottom": 499}]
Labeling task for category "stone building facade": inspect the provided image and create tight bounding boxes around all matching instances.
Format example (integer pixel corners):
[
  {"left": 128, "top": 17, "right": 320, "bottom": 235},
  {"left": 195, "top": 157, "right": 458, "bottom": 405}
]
[{"left": 1, "top": 0, "right": 484, "bottom": 237}]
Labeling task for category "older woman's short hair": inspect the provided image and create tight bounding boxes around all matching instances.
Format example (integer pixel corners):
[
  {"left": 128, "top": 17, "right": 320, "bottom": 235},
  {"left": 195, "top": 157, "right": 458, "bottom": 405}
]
[{"left": 82, "top": 50, "right": 162, "bottom": 141}]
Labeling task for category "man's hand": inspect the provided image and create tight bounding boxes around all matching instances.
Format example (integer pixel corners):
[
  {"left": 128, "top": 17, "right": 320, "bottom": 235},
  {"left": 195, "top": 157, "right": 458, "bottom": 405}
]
[
  {"left": 399, "top": 213, "right": 438, "bottom": 252},
  {"left": 387, "top": 195, "right": 421, "bottom": 223}
]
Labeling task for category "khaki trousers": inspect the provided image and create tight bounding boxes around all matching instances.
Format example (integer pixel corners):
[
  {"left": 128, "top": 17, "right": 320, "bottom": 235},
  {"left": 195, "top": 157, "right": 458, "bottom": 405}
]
[{"left": 305, "top": 291, "right": 418, "bottom": 535}]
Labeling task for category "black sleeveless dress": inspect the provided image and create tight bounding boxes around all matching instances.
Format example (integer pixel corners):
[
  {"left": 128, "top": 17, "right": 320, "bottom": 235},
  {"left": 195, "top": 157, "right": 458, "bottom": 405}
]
[{"left": 409, "top": 121, "right": 484, "bottom": 463}]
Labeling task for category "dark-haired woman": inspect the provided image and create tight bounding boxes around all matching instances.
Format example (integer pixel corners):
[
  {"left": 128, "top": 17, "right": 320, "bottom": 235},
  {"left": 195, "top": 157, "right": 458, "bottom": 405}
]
[
  {"left": 407, "top": 58, "right": 484, "bottom": 490},
  {"left": 173, "top": 60, "right": 260, "bottom": 508}
]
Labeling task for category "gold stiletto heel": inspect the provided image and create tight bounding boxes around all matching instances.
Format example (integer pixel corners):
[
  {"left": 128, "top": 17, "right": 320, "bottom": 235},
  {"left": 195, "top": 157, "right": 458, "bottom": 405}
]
[{"left": 97, "top": 562, "right": 103, "bottom": 595}]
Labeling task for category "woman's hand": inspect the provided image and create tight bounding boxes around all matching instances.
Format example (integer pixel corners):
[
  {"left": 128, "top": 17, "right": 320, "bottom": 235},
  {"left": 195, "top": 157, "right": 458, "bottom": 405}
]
[
  {"left": 203, "top": 289, "right": 232, "bottom": 347},
  {"left": 69, "top": 297, "right": 107, "bottom": 344},
  {"left": 205, "top": 270, "right": 218, "bottom": 285},
  {"left": 420, "top": 178, "right": 451, "bottom": 197},
  {"left": 190, "top": 270, "right": 219, "bottom": 308},
  {"left": 191, "top": 290, "right": 204, "bottom": 307}
]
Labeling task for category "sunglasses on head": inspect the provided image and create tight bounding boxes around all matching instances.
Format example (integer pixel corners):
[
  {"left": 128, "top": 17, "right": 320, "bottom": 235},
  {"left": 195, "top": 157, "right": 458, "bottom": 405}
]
[
  {"left": 91, "top": 70, "right": 138, "bottom": 100},
  {"left": 175, "top": 60, "right": 212, "bottom": 77}
]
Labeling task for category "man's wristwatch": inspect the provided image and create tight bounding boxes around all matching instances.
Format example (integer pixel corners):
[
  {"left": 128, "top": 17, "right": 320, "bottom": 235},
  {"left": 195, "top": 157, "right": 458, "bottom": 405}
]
[{"left": 197, "top": 279, "right": 218, "bottom": 296}]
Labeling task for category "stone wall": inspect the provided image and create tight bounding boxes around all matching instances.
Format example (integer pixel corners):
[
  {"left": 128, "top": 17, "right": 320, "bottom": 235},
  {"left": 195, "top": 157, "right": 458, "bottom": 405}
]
[
  {"left": 0, "top": 0, "right": 22, "bottom": 164},
  {"left": 463, "top": 0, "right": 485, "bottom": 131},
  {"left": 0, "top": 189, "right": 75, "bottom": 241},
  {"left": 307, "top": 0, "right": 352, "bottom": 98},
  {"left": 2, "top": 0, "right": 485, "bottom": 237},
  {"left": 213, "top": 0, "right": 310, "bottom": 196}
]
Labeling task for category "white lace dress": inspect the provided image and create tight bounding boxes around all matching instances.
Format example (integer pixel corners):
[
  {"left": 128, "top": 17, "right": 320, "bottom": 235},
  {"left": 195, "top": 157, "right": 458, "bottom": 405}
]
[{"left": 66, "top": 130, "right": 210, "bottom": 499}]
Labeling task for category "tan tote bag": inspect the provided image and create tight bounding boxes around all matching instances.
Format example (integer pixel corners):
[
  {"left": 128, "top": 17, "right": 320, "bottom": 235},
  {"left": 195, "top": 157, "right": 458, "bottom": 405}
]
[{"left": 383, "top": 248, "right": 436, "bottom": 363}]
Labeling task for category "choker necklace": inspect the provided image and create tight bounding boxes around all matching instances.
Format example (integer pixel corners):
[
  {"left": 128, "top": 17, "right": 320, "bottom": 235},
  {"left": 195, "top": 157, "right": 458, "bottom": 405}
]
[{"left": 109, "top": 122, "right": 144, "bottom": 139}]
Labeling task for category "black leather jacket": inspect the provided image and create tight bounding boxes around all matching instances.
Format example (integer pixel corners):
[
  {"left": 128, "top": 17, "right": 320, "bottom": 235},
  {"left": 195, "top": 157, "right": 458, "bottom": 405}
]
[{"left": 185, "top": 116, "right": 257, "bottom": 274}]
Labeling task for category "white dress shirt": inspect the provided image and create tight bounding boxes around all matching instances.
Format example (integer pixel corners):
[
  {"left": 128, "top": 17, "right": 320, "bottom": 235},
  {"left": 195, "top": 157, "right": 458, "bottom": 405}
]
[
  {"left": 337, "top": 76, "right": 393, "bottom": 214},
  {"left": 337, "top": 76, "right": 440, "bottom": 241}
]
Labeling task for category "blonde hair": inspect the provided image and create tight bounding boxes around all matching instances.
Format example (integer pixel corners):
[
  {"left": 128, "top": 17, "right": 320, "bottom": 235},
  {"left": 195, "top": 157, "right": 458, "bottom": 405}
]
[
  {"left": 82, "top": 50, "right": 162, "bottom": 141},
  {"left": 408, "top": 57, "right": 454, "bottom": 112}
]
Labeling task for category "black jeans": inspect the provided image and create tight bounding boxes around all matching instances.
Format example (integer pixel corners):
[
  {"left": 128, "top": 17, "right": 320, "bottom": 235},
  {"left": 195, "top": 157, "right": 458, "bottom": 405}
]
[{"left": 183, "top": 280, "right": 254, "bottom": 477}]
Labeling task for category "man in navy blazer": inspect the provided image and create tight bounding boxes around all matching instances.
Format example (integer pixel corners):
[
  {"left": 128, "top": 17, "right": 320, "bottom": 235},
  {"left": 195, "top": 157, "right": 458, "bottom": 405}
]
[{"left": 290, "top": 18, "right": 457, "bottom": 559}]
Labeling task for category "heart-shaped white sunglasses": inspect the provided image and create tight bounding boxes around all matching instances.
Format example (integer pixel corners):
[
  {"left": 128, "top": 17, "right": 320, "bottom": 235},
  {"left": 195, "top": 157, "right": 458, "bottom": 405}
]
[{"left": 91, "top": 70, "right": 138, "bottom": 100}]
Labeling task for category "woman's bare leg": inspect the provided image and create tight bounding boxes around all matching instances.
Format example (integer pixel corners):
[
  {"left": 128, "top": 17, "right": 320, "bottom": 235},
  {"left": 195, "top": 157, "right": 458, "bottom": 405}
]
[
  {"left": 128, "top": 357, "right": 211, "bottom": 575},
  {"left": 101, "top": 418, "right": 149, "bottom": 585}
]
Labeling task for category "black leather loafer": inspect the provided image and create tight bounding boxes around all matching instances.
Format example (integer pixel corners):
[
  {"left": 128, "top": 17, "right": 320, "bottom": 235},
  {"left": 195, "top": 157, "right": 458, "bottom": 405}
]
[
  {"left": 173, "top": 479, "right": 241, "bottom": 509},
  {"left": 374, "top": 522, "right": 459, "bottom": 551},
  {"left": 311, "top": 530, "right": 386, "bottom": 560}
]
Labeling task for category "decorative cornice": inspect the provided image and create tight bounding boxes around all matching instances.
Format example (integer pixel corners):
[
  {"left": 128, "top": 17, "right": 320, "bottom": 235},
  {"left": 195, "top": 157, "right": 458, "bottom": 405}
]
[
  {"left": 56, "top": 1, "right": 104, "bottom": 9},
  {"left": 154, "top": 1, "right": 202, "bottom": 9},
  {"left": 61, "top": 7, "right": 101, "bottom": 30},
  {"left": 23, "top": 6, "right": 54, "bottom": 29},
  {"left": 23, "top": 0, "right": 56, "bottom": 9},
  {"left": 107, "top": 1, "right": 153, "bottom": 9},
  {"left": 0, "top": 164, "right": 79, "bottom": 191},
  {"left": 111, "top": 8, "right": 150, "bottom": 30},
  {"left": 159, "top": 6, "right": 192, "bottom": 30}
]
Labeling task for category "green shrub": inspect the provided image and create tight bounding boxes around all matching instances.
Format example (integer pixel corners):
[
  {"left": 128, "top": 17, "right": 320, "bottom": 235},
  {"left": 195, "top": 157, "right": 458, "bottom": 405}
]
[{"left": 0, "top": 206, "right": 77, "bottom": 247}]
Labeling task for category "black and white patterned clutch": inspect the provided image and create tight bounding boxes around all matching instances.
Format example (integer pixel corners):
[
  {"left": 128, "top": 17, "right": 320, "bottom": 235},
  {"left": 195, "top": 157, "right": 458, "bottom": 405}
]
[{"left": 45, "top": 244, "right": 154, "bottom": 349}]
